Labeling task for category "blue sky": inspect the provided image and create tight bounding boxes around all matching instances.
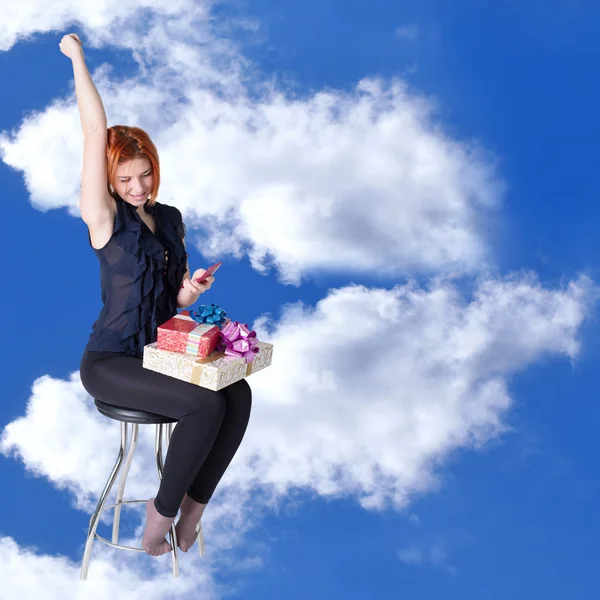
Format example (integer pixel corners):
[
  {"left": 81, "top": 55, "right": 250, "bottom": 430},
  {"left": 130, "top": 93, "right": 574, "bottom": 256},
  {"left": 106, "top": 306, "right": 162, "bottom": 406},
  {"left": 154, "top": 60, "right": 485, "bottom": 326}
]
[{"left": 1, "top": 1, "right": 600, "bottom": 598}]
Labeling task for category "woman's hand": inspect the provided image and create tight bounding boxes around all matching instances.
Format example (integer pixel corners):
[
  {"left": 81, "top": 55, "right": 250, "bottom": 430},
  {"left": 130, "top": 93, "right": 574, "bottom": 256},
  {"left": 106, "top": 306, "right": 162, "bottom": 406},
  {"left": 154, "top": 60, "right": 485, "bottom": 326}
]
[
  {"left": 59, "top": 33, "right": 84, "bottom": 60},
  {"left": 181, "top": 268, "right": 215, "bottom": 298}
]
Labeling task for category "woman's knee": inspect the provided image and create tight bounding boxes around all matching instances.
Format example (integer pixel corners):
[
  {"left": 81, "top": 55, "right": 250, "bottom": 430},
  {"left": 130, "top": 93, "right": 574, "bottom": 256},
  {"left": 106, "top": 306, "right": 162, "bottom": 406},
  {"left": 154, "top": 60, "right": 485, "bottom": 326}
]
[
  {"left": 242, "top": 380, "right": 252, "bottom": 411},
  {"left": 226, "top": 379, "right": 252, "bottom": 415}
]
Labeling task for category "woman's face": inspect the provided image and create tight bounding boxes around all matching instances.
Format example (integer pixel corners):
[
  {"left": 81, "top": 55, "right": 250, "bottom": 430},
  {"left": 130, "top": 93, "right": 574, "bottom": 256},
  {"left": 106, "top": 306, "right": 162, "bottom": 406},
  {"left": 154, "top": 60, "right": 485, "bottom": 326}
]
[{"left": 113, "top": 157, "right": 154, "bottom": 207}]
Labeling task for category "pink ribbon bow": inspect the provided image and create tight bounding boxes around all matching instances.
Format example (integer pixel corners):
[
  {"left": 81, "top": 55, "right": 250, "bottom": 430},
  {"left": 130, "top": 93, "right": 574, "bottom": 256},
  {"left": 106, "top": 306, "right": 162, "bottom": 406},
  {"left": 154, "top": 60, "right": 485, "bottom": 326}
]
[{"left": 217, "top": 320, "right": 259, "bottom": 364}]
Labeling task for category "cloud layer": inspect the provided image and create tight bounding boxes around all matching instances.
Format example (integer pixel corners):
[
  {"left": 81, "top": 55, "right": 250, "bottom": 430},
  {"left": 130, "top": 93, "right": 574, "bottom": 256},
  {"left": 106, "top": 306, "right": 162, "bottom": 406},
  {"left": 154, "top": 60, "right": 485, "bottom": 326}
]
[
  {"left": 2, "top": 274, "right": 595, "bottom": 593},
  {"left": 0, "top": 0, "right": 596, "bottom": 597},
  {"left": 1, "top": 3, "right": 503, "bottom": 285}
]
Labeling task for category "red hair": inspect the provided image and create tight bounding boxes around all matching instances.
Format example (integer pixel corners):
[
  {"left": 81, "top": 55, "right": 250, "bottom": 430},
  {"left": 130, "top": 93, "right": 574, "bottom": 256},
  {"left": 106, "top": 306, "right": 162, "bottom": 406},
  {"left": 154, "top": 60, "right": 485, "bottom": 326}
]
[{"left": 106, "top": 125, "right": 161, "bottom": 206}]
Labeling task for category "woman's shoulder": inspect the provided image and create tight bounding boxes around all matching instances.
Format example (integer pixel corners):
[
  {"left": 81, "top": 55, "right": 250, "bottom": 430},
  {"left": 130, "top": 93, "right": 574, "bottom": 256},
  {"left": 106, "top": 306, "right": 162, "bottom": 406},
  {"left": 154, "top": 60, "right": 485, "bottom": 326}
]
[
  {"left": 155, "top": 201, "right": 185, "bottom": 238},
  {"left": 156, "top": 201, "right": 182, "bottom": 219}
]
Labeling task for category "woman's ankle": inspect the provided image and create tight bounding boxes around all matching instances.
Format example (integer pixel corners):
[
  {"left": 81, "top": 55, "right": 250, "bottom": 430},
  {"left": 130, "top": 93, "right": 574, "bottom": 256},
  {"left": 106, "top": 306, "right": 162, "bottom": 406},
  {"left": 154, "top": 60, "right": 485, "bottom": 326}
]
[{"left": 180, "top": 494, "right": 207, "bottom": 519}]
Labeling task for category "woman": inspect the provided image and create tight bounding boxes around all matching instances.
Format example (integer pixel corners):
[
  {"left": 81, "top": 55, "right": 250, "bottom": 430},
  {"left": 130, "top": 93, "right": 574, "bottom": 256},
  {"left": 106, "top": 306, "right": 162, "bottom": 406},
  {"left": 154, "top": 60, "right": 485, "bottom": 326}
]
[{"left": 59, "top": 33, "right": 252, "bottom": 557}]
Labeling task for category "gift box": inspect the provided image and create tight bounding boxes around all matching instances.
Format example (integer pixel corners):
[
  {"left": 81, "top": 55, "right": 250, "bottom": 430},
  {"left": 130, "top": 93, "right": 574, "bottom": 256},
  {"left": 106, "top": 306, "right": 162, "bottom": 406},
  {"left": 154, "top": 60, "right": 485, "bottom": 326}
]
[
  {"left": 157, "top": 311, "right": 222, "bottom": 358},
  {"left": 143, "top": 341, "right": 274, "bottom": 391}
]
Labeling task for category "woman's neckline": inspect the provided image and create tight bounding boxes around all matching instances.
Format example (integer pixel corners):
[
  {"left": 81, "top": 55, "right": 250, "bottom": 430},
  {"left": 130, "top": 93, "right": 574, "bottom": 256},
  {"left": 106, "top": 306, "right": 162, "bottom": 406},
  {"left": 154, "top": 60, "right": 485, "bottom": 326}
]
[
  {"left": 126, "top": 198, "right": 160, "bottom": 237},
  {"left": 139, "top": 214, "right": 157, "bottom": 236}
]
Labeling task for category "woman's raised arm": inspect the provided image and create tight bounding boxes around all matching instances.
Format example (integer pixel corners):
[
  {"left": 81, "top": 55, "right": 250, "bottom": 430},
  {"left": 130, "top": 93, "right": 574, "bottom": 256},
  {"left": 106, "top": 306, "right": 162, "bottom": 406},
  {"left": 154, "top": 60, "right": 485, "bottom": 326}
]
[
  {"left": 60, "top": 34, "right": 107, "bottom": 133},
  {"left": 60, "top": 33, "right": 114, "bottom": 227}
]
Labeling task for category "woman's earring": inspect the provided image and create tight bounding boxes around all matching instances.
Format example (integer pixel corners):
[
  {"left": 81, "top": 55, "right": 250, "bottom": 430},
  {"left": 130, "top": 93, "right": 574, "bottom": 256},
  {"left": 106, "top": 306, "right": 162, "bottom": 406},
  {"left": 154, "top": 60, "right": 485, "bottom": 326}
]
[{"left": 109, "top": 185, "right": 114, "bottom": 194}]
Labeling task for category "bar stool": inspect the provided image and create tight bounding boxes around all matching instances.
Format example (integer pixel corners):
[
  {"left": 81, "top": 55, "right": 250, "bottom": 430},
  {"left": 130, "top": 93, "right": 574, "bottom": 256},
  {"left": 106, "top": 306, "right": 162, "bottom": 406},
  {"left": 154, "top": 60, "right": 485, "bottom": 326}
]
[{"left": 80, "top": 399, "right": 205, "bottom": 580}]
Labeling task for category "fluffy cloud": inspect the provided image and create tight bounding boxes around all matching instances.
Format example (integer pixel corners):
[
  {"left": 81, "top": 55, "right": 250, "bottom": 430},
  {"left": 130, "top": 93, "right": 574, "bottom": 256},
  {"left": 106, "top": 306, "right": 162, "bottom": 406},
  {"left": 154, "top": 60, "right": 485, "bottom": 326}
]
[
  {"left": 3, "top": 274, "right": 595, "bottom": 548},
  {"left": 0, "top": 1, "right": 208, "bottom": 53},
  {"left": 0, "top": 536, "right": 217, "bottom": 599},
  {"left": 0, "top": 0, "right": 595, "bottom": 596},
  {"left": 1, "top": 2, "right": 503, "bottom": 285},
  {"left": 1, "top": 273, "right": 596, "bottom": 592},
  {"left": 233, "top": 272, "right": 596, "bottom": 509}
]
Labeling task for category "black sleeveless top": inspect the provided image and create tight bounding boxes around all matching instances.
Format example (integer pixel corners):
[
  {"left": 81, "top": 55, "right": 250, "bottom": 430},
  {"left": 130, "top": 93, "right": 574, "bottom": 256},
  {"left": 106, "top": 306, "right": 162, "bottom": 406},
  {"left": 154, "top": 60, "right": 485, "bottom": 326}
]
[{"left": 85, "top": 197, "right": 189, "bottom": 358}]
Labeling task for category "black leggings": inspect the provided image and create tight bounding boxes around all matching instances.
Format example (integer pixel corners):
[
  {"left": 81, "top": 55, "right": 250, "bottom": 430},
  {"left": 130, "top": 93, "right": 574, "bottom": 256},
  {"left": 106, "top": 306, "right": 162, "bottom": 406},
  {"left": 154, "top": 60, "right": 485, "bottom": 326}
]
[{"left": 79, "top": 348, "right": 252, "bottom": 518}]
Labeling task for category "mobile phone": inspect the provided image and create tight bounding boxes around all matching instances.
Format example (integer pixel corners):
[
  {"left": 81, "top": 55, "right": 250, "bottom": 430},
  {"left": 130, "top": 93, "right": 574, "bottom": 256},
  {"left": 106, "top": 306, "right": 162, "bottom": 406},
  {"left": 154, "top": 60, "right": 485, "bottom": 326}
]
[{"left": 194, "top": 261, "right": 222, "bottom": 284}]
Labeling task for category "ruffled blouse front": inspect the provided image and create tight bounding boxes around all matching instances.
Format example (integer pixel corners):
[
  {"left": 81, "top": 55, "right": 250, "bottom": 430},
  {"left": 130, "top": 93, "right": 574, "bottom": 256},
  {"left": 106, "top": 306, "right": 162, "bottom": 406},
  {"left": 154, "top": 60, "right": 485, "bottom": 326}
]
[{"left": 85, "top": 197, "right": 189, "bottom": 358}]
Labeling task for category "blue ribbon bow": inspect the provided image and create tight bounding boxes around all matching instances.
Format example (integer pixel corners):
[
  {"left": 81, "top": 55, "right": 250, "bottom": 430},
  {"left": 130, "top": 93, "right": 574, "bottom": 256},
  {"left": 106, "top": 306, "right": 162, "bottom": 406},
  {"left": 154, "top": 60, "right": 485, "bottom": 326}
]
[{"left": 189, "top": 303, "right": 228, "bottom": 329}]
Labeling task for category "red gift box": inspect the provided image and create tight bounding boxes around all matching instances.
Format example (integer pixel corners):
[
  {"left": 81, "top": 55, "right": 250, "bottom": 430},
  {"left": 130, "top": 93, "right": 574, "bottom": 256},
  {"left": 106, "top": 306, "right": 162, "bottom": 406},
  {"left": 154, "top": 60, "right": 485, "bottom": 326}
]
[{"left": 157, "top": 311, "right": 222, "bottom": 358}]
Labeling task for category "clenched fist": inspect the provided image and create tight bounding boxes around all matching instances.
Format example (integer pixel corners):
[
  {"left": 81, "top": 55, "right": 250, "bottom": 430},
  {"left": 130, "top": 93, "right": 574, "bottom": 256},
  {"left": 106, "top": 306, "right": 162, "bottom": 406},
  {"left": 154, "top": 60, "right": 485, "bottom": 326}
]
[{"left": 59, "top": 33, "right": 83, "bottom": 60}]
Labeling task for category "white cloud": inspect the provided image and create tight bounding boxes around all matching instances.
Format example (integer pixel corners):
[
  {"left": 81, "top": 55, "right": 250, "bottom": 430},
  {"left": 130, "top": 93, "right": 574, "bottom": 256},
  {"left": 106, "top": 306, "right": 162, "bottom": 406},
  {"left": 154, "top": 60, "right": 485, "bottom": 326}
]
[
  {"left": 0, "top": 0, "right": 597, "bottom": 596},
  {"left": 0, "top": 535, "right": 217, "bottom": 599},
  {"left": 0, "top": 3, "right": 503, "bottom": 285},
  {"left": 232, "top": 272, "right": 596, "bottom": 509},
  {"left": 0, "top": 259, "right": 595, "bottom": 592},
  {"left": 2, "top": 274, "right": 595, "bottom": 551},
  {"left": 0, "top": 1, "right": 210, "bottom": 53}
]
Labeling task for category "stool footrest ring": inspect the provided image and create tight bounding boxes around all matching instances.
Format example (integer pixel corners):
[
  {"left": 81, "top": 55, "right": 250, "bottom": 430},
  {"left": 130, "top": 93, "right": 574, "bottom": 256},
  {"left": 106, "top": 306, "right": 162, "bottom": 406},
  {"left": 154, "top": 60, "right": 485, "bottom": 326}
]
[
  {"left": 89, "top": 499, "right": 146, "bottom": 527},
  {"left": 94, "top": 534, "right": 147, "bottom": 552}
]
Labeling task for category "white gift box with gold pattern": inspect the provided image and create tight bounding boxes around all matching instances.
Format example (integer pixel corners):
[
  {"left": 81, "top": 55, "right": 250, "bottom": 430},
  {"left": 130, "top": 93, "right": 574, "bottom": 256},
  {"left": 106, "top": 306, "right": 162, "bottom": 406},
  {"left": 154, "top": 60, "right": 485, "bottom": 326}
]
[{"left": 143, "top": 341, "right": 273, "bottom": 390}]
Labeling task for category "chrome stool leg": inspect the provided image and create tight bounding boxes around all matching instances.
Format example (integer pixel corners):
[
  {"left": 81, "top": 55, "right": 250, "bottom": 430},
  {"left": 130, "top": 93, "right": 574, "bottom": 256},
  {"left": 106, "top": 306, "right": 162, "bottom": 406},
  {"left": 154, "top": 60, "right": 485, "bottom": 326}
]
[
  {"left": 112, "top": 422, "right": 138, "bottom": 544},
  {"left": 82, "top": 417, "right": 196, "bottom": 580},
  {"left": 165, "top": 423, "right": 205, "bottom": 558},
  {"left": 197, "top": 521, "right": 205, "bottom": 558},
  {"left": 156, "top": 423, "right": 180, "bottom": 578},
  {"left": 80, "top": 421, "right": 128, "bottom": 580}
]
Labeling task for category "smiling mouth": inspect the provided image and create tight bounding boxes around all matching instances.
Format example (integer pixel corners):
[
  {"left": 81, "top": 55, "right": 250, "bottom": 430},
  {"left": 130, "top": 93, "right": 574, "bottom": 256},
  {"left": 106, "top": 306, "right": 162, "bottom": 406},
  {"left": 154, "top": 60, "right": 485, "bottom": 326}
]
[{"left": 130, "top": 194, "right": 146, "bottom": 199}]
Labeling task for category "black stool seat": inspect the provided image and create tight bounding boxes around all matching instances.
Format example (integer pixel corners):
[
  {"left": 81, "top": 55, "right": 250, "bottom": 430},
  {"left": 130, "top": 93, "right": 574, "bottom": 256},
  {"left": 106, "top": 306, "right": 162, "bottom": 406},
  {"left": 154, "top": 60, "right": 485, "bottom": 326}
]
[{"left": 94, "top": 399, "right": 178, "bottom": 425}]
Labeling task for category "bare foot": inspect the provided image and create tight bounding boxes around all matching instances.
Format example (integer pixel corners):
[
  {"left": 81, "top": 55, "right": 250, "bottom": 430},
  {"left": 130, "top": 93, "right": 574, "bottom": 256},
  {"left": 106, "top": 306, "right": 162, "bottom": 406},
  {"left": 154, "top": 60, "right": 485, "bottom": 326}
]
[
  {"left": 175, "top": 494, "right": 206, "bottom": 552},
  {"left": 141, "top": 499, "right": 175, "bottom": 556}
]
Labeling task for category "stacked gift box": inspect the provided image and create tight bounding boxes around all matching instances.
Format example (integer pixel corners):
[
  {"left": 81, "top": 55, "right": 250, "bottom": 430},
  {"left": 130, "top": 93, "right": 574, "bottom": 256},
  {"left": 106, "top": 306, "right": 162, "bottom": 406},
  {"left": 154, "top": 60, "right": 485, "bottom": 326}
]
[{"left": 143, "top": 303, "right": 274, "bottom": 390}]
